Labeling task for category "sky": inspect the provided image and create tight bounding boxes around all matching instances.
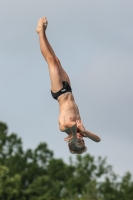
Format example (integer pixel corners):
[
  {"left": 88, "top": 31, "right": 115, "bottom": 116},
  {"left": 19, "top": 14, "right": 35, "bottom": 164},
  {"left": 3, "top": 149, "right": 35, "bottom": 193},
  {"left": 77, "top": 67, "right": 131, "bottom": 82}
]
[{"left": 0, "top": 0, "right": 133, "bottom": 176}]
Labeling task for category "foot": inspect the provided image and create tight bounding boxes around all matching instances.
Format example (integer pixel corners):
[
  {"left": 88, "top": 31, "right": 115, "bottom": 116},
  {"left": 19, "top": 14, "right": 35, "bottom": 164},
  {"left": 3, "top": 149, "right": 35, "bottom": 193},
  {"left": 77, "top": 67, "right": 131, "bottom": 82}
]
[{"left": 36, "top": 17, "right": 48, "bottom": 34}]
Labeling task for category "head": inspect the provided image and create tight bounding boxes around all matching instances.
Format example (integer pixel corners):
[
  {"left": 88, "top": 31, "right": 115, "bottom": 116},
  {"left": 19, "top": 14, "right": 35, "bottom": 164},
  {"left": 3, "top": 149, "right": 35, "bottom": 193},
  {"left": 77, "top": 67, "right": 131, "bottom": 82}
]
[{"left": 68, "top": 133, "right": 87, "bottom": 154}]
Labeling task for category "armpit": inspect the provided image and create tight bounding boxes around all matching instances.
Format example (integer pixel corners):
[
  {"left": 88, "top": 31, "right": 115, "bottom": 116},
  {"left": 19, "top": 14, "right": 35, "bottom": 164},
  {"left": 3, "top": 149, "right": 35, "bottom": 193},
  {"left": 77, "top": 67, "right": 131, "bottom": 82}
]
[
  {"left": 59, "top": 121, "right": 76, "bottom": 133},
  {"left": 59, "top": 124, "right": 70, "bottom": 133}
]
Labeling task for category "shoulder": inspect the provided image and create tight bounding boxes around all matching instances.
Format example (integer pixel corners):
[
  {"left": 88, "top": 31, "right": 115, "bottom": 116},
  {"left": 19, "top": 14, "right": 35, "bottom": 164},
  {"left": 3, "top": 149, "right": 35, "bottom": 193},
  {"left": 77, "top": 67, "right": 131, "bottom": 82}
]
[{"left": 59, "top": 121, "right": 76, "bottom": 132}]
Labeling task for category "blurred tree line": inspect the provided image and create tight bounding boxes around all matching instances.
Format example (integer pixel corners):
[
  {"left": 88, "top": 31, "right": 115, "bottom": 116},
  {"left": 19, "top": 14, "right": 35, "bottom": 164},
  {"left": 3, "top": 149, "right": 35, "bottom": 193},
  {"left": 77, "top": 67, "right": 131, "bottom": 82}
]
[{"left": 0, "top": 122, "right": 133, "bottom": 200}]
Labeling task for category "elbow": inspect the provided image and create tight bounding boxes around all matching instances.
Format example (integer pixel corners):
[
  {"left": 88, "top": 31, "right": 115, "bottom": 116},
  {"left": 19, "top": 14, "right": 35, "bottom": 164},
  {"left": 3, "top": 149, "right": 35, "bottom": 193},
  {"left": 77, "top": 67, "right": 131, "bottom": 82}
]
[{"left": 97, "top": 137, "right": 101, "bottom": 142}]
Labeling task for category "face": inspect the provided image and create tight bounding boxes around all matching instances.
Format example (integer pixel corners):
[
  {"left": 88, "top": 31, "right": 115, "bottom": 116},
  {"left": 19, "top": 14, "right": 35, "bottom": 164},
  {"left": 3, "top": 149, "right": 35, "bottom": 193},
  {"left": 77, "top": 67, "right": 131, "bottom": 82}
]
[
  {"left": 76, "top": 132, "right": 85, "bottom": 148},
  {"left": 68, "top": 134, "right": 87, "bottom": 154}
]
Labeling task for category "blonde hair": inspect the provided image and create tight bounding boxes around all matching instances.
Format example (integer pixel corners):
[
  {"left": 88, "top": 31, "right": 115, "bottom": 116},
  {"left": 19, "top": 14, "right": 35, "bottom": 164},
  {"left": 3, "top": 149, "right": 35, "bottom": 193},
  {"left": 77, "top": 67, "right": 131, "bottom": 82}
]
[{"left": 68, "top": 142, "right": 87, "bottom": 154}]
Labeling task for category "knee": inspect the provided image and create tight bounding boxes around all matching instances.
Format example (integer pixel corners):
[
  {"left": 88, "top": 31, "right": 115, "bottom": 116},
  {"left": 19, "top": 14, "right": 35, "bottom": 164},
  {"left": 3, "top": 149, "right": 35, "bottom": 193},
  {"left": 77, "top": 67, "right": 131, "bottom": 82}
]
[
  {"left": 46, "top": 56, "right": 61, "bottom": 68},
  {"left": 46, "top": 55, "right": 57, "bottom": 64},
  {"left": 55, "top": 57, "right": 61, "bottom": 65}
]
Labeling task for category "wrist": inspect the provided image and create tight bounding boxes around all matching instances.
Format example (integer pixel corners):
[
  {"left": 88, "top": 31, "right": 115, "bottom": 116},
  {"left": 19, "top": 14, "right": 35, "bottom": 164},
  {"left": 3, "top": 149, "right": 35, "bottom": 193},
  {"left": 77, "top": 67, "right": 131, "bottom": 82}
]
[{"left": 78, "top": 125, "right": 85, "bottom": 132}]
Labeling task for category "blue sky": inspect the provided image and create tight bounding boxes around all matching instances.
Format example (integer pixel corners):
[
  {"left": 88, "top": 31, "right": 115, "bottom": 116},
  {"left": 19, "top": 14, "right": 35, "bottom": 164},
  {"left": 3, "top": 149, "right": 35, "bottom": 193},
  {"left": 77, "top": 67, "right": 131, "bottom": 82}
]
[{"left": 0, "top": 0, "right": 133, "bottom": 176}]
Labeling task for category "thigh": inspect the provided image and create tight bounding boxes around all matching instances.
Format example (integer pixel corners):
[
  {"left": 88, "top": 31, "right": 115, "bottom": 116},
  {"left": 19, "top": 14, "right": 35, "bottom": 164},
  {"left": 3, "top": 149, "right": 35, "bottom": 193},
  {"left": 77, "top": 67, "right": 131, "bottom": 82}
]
[
  {"left": 48, "top": 60, "right": 63, "bottom": 92},
  {"left": 47, "top": 57, "right": 71, "bottom": 92},
  {"left": 56, "top": 58, "right": 71, "bottom": 86}
]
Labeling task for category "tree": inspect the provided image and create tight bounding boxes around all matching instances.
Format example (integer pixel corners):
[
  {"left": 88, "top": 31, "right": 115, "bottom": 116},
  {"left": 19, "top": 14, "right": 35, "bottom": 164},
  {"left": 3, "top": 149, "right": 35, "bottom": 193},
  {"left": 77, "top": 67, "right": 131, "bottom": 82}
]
[
  {"left": 0, "top": 122, "right": 133, "bottom": 200},
  {"left": 0, "top": 165, "right": 21, "bottom": 200}
]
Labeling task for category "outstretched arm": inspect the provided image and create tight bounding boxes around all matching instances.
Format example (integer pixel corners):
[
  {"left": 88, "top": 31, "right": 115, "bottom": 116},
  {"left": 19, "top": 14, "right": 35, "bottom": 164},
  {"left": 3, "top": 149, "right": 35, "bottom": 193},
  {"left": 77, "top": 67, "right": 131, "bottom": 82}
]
[{"left": 76, "top": 120, "right": 101, "bottom": 142}]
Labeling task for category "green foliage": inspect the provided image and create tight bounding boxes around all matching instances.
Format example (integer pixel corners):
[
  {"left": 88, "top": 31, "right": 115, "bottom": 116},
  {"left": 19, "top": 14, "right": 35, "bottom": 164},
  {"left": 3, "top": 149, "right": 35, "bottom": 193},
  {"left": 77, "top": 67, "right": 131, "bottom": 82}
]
[
  {"left": 0, "top": 122, "right": 133, "bottom": 200},
  {"left": 0, "top": 165, "right": 21, "bottom": 200}
]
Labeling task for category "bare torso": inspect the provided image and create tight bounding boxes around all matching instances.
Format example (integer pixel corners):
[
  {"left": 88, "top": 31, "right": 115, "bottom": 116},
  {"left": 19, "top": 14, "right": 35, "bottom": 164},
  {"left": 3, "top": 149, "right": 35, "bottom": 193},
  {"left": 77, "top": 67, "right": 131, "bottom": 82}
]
[
  {"left": 57, "top": 92, "right": 101, "bottom": 143},
  {"left": 57, "top": 92, "right": 81, "bottom": 128}
]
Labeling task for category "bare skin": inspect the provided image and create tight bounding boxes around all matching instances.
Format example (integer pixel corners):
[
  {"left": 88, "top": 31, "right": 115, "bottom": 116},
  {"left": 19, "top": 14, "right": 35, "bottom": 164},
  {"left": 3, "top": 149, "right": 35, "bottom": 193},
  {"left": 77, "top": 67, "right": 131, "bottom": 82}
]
[{"left": 36, "top": 17, "right": 101, "bottom": 148}]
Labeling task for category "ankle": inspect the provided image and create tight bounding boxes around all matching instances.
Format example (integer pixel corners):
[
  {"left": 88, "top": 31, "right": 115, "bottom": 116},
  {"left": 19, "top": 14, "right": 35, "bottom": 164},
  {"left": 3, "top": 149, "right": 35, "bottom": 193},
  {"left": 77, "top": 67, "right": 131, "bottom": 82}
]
[{"left": 36, "top": 26, "right": 45, "bottom": 35}]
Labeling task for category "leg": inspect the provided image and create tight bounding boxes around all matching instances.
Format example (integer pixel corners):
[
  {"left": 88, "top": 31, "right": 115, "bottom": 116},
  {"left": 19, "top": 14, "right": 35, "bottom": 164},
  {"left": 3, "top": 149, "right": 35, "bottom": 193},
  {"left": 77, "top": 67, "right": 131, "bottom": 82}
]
[
  {"left": 36, "top": 17, "right": 71, "bottom": 92},
  {"left": 44, "top": 29, "right": 71, "bottom": 86},
  {"left": 41, "top": 18, "right": 71, "bottom": 86},
  {"left": 36, "top": 17, "right": 62, "bottom": 92}
]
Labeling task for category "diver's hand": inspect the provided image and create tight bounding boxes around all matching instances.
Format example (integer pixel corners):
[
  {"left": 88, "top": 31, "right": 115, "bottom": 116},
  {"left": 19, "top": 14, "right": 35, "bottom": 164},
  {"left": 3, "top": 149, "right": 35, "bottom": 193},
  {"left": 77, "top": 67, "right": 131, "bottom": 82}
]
[{"left": 76, "top": 120, "right": 85, "bottom": 131}]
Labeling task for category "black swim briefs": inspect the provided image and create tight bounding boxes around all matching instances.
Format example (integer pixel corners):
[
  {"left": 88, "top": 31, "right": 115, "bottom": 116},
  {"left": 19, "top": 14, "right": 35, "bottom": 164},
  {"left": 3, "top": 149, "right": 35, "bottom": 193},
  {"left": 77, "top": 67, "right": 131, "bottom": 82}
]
[{"left": 51, "top": 81, "right": 72, "bottom": 100}]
